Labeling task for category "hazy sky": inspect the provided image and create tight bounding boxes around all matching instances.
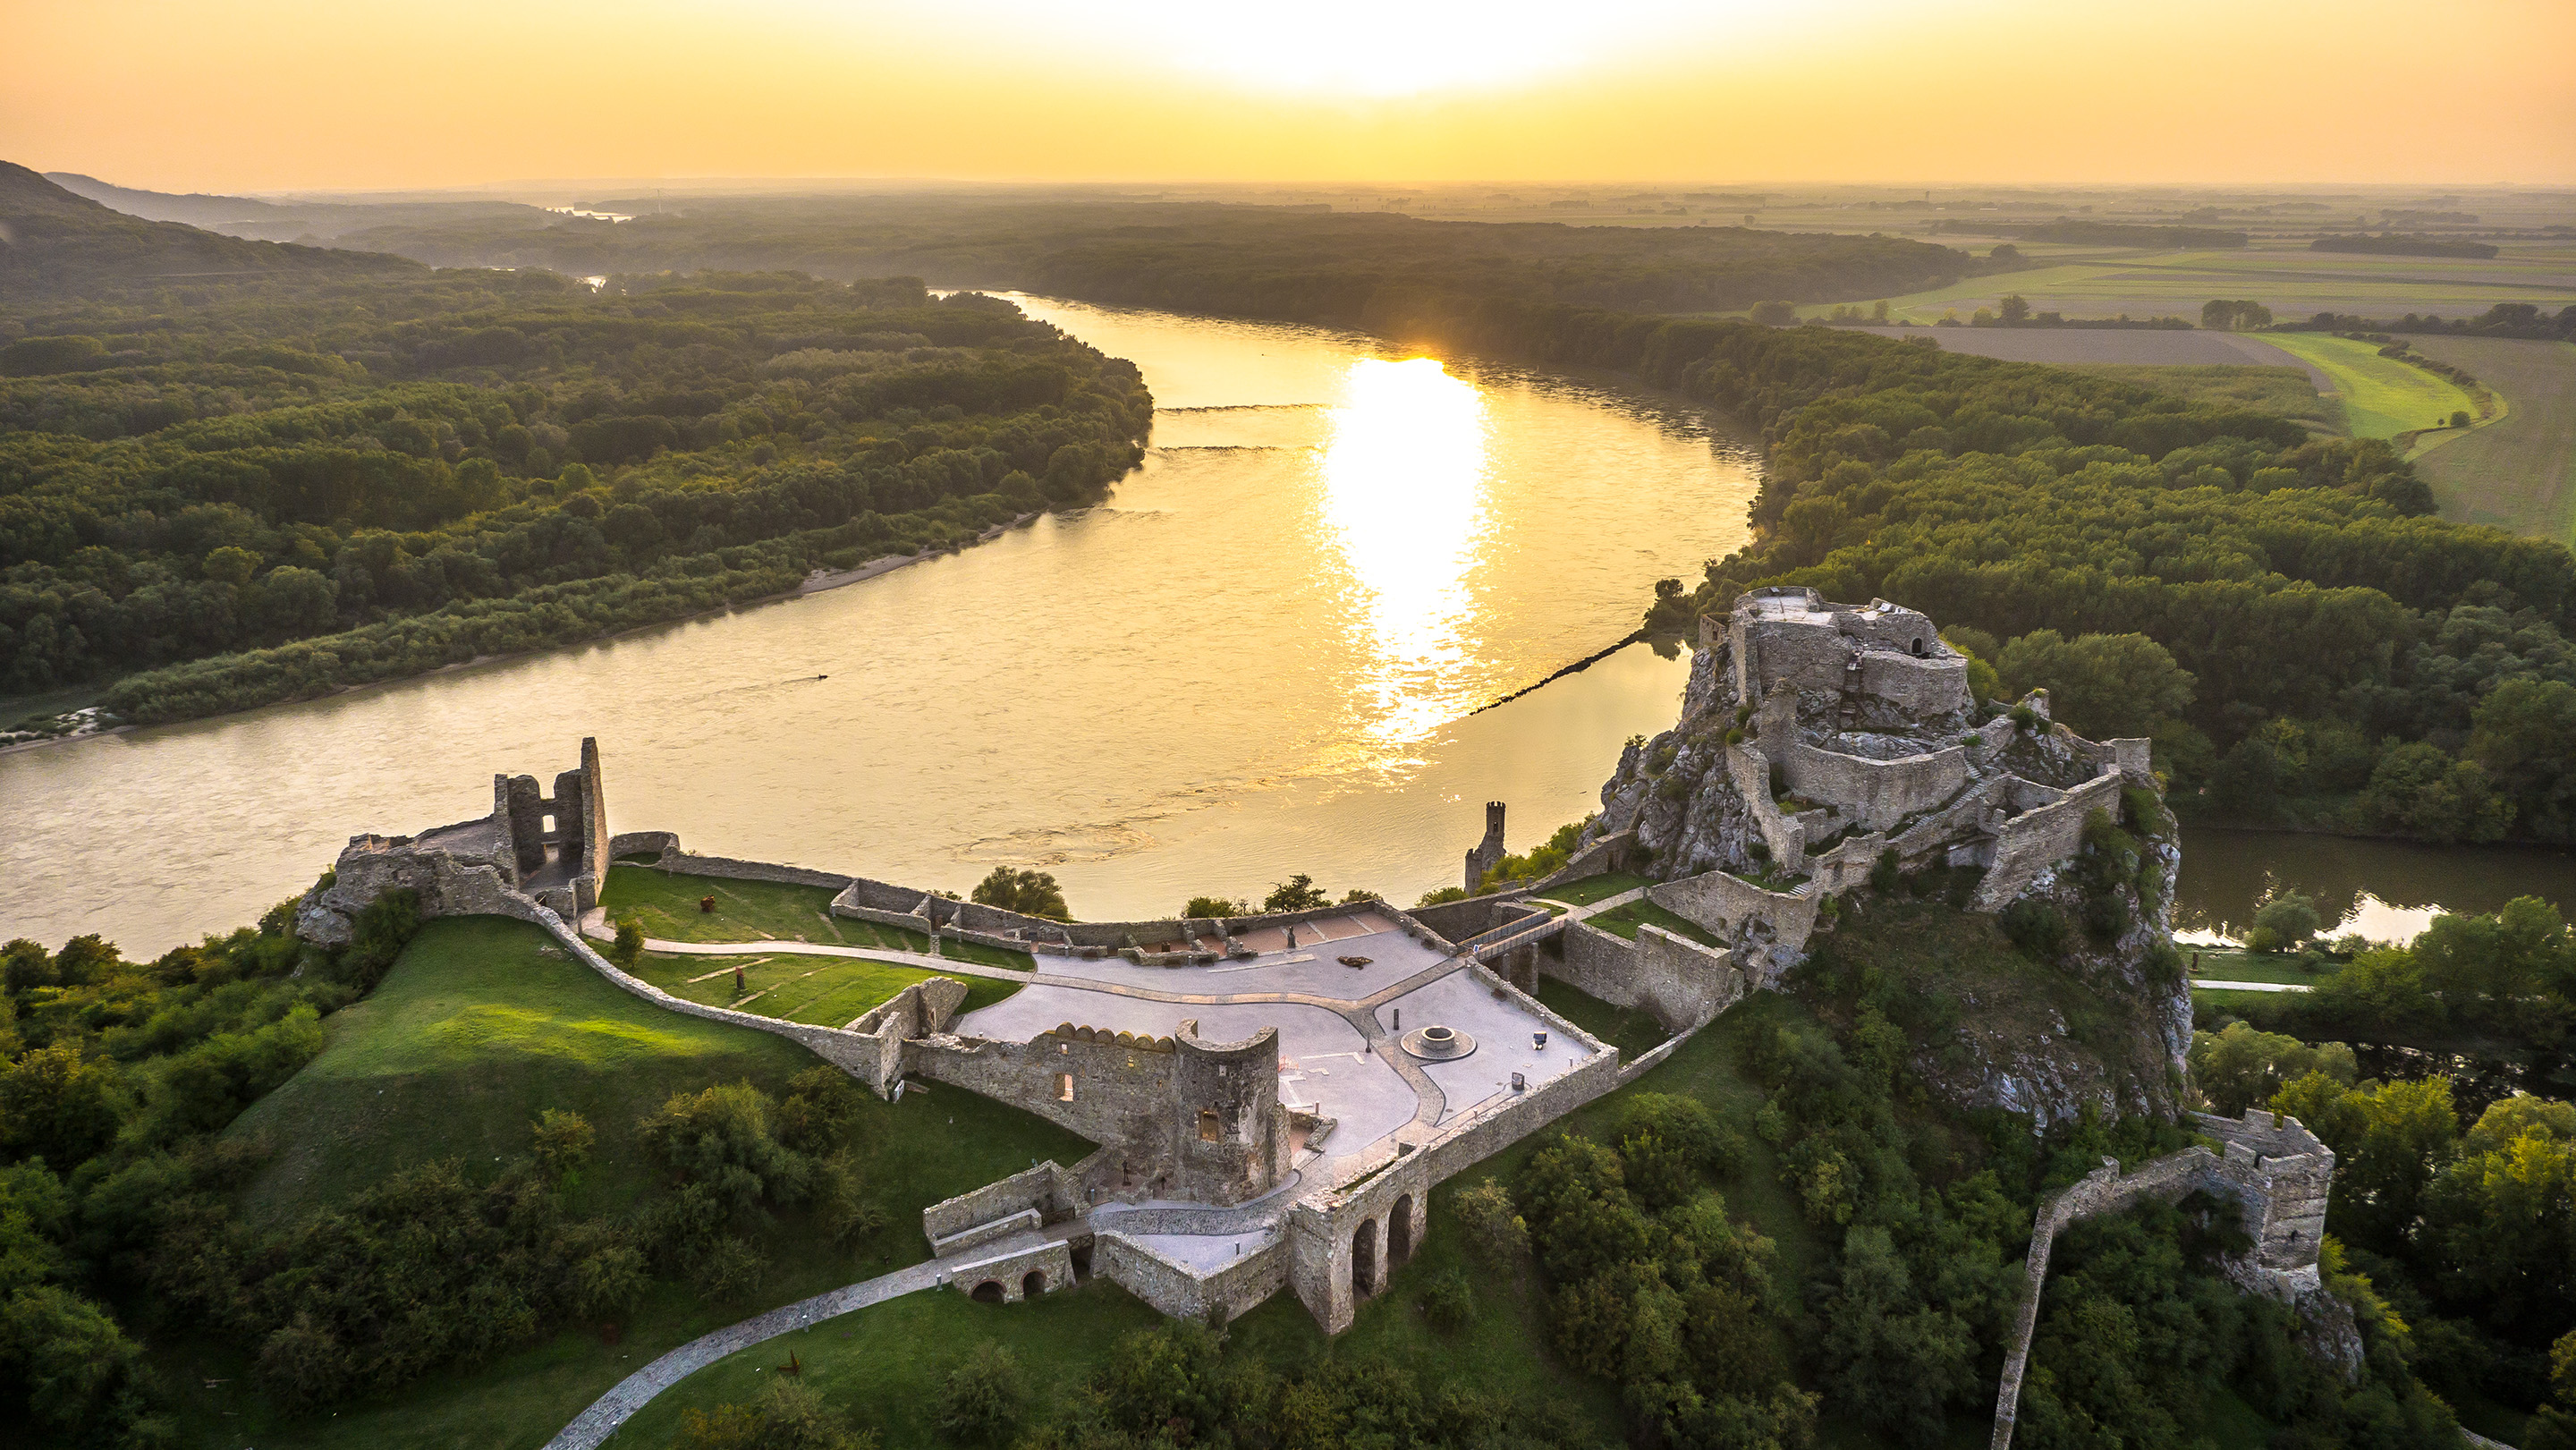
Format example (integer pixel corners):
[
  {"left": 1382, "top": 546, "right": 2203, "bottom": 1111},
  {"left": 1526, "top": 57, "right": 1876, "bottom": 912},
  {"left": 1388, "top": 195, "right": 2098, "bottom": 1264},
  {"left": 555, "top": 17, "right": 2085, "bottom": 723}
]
[{"left": 7, "top": 0, "right": 2572, "bottom": 191}]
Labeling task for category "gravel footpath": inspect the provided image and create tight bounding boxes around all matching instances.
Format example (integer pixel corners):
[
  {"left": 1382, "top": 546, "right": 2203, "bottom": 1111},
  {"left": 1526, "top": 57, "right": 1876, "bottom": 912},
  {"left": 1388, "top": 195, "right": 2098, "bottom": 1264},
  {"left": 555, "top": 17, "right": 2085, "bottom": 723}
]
[{"left": 544, "top": 1259, "right": 947, "bottom": 1449}]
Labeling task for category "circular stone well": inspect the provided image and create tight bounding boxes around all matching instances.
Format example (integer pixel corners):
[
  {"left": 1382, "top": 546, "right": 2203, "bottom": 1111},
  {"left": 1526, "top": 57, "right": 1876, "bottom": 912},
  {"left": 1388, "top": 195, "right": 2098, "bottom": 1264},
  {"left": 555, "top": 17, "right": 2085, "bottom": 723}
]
[{"left": 1400, "top": 1024, "right": 1476, "bottom": 1060}]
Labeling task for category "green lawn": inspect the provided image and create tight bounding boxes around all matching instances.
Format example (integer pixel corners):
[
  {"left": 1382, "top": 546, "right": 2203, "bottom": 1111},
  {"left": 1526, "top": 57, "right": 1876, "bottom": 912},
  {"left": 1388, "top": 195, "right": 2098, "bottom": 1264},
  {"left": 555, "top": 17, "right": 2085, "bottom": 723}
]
[
  {"left": 626, "top": 948, "right": 1021, "bottom": 1027},
  {"left": 2066, "top": 363, "right": 2343, "bottom": 433},
  {"left": 191, "top": 915, "right": 1092, "bottom": 1450},
  {"left": 619, "top": 994, "right": 1846, "bottom": 1449},
  {"left": 1585, "top": 897, "right": 1725, "bottom": 948},
  {"left": 1533, "top": 975, "right": 1672, "bottom": 1061},
  {"left": 2405, "top": 336, "right": 2576, "bottom": 547},
  {"left": 1538, "top": 870, "right": 1652, "bottom": 906},
  {"left": 600, "top": 864, "right": 1036, "bottom": 972},
  {"left": 2250, "top": 331, "right": 2486, "bottom": 443},
  {"left": 2183, "top": 946, "right": 2338, "bottom": 987}
]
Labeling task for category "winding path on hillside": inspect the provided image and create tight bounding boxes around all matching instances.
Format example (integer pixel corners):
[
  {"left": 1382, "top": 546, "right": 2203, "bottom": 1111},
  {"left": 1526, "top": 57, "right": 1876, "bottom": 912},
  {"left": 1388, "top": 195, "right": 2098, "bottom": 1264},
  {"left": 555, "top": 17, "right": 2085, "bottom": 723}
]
[{"left": 544, "top": 1258, "right": 948, "bottom": 1449}]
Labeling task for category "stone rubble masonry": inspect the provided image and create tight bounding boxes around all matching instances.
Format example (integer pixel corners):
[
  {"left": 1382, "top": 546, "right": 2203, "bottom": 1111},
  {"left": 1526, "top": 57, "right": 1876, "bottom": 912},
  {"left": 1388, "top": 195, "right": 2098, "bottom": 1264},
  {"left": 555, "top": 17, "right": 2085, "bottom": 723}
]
[
  {"left": 1097, "top": 1230, "right": 1288, "bottom": 1324},
  {"left": 1988, "top": 1109, "right": 2339, "bottom": 1450},
  {"left": 1465, "top": 800, "right": 1509, "bottom": 894},
  {"left": 944, "top": 1239, "right": 1076, "bottom": 1303},
  {"left": 1547, "top": 920, "right": 1747, "bottom": 1037},
  {"left": 923, "top": 1160, "right": 1088, "bottom": 1242},
  {"left": 1781, "top": 740, "right": 1968, "bottom": 833},
  {"left": 1969, "top": 772, "right": 2128, "bottom": 913},
  {"left": 1648, "top": 869, "right": 1822, "bottom": 983}
]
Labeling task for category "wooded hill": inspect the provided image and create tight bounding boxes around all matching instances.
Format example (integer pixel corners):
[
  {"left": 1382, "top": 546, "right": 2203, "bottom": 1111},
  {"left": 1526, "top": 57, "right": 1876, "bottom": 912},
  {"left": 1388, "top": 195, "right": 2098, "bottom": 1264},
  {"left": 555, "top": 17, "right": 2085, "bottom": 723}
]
[{"left": 0, "top": 163, "right": 418, "bottom": 302}]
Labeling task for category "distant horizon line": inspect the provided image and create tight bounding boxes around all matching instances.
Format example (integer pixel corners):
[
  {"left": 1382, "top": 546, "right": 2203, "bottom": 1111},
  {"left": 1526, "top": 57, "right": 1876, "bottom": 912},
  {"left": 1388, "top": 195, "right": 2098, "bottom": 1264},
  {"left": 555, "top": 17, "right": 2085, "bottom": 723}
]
[{"left": 33, "top": 169, "right": 2572, "bottom": 207}]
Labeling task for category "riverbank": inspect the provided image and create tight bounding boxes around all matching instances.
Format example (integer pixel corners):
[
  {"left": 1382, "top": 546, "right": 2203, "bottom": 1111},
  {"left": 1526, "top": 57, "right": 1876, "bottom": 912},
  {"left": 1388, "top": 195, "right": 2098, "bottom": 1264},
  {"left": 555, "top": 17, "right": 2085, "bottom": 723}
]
[{"left": 0, "top": 513, "right": 1044, "bottom": 759}]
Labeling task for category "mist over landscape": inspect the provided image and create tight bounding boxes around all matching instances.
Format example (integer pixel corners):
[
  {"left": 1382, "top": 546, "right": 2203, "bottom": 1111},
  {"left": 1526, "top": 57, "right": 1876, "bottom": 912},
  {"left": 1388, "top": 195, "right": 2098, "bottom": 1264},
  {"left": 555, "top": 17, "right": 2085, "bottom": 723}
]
[{"left": 3, "top": 4, "right": 2575, "bottom": 1449}]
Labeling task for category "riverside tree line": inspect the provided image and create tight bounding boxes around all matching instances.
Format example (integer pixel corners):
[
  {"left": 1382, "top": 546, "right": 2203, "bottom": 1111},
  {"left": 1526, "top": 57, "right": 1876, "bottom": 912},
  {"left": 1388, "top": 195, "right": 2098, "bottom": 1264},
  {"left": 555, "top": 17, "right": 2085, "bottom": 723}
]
[{"left": 0, "top": 270, "right": 1148, "bottom": 722}]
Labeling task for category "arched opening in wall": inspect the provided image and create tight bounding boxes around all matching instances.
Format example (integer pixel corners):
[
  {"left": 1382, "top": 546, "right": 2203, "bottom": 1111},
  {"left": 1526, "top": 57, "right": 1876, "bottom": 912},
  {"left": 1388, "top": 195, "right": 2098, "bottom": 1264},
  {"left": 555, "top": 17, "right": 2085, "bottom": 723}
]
[
  {"left": 1389, "top": 1194, "right": 1415, "bottom": 1265},
  {"left": 1022, "top": 1270, "right": 1047, "bottom": 1299},
  {"left": 1070, "top": 1242, "right": 1093, "bottom": 1277},
  {"left": 970, "top": 1280, "right": 1005, "bottom": 1304},
  {"left": 1351, "top": 1218, "right": 1378, "bottom": 1300},
  {"left": 1910, "top": 637, "right": 1926, "bottom": 657}
]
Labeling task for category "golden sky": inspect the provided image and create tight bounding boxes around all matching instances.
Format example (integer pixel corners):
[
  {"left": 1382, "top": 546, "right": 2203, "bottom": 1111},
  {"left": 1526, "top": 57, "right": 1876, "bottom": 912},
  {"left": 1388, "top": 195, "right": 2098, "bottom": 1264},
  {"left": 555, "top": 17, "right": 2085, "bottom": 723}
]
[{"left": 5, "top": 0, "right": 2572, "bottom": 191}]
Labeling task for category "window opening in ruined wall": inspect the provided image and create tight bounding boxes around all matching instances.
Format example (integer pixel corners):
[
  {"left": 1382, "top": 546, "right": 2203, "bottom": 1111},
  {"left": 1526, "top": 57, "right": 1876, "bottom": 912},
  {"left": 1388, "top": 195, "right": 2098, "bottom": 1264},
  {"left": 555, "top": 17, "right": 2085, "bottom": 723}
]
[
  {"left": 1055, "top": 1073, "right": 1075, "bottom": 1102},
  {"left": 1199, "top": 1109, "right": 1222, "bottom": 1142}
]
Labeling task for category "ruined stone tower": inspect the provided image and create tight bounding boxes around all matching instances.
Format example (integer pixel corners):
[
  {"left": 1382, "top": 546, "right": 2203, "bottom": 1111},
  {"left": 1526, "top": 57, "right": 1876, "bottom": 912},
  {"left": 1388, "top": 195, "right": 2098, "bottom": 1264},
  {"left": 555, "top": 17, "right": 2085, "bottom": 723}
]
[{"left": 1464, "top": 801, "right": 1507, "bottom": 893}]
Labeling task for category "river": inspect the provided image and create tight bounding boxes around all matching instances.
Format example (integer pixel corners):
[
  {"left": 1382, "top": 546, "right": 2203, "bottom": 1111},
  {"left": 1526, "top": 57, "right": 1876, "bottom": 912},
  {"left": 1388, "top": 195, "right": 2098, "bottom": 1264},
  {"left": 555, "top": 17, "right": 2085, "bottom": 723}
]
[
  {"left": 11, "top": 299, "right": 2576, "bottom": 958},
  {"left": 0, "top": 297, "right": 1757, "bottom": 954}
]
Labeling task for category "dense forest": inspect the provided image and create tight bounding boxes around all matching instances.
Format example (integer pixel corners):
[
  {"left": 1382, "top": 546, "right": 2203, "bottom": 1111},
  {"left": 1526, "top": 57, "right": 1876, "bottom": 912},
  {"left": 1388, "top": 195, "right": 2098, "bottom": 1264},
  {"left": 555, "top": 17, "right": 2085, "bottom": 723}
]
[
  {"left": 0, "top": 185, "right": 1150, "bottom": 722},
  {"left": 297, "top": 196, "right": 1995, "bottom": 319}
]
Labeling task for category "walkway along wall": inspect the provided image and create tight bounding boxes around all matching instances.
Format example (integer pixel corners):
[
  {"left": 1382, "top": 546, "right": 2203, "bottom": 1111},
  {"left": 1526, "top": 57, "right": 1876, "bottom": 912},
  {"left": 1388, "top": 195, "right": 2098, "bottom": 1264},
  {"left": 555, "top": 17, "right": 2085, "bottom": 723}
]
[{"left": 1988, "top": 1109, "right": 2344, "bottom": 1450}]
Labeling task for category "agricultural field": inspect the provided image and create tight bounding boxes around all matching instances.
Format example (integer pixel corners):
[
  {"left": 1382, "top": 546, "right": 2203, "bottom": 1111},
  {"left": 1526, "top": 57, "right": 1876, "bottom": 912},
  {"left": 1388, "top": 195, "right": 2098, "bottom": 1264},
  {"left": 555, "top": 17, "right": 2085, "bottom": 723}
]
[
  {"left": 2255, "top": 331, "right": 2487, "bottom": 441},
  {"left": 2403, "top": 337, "right": 2576, "bottom": 546},
  {"left": 1779, "top": 239, "right": 2576, "bottom": 324}
]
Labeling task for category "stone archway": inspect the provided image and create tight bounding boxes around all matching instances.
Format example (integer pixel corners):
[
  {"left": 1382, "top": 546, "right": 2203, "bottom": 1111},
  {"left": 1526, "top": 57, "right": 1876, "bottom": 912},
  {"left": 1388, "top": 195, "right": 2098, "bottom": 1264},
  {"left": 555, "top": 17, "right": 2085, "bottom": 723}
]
[
  {"left": 971, "top": 1280, "right": 1005, "bottom": 1304},
  {"left": 1023, "top": 1270, "right": 1047, "bottom": 1300},
  {"left": 1389, "top": 1194, "right": 1415, "bottom": 1266},
  {"left": 1352, "top": 1217, "right": 1379, "bottom": 1301}
]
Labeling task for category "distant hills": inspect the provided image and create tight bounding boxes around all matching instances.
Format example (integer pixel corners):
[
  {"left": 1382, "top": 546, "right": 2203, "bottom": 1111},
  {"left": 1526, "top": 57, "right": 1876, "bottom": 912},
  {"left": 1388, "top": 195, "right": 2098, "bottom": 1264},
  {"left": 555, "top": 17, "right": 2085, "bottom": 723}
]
[
  {"left": 43, "top": 170, "right": 292, "bottom": 231},
  {"left": 0, "top": 161, "right": 419, "bottom": 302}
]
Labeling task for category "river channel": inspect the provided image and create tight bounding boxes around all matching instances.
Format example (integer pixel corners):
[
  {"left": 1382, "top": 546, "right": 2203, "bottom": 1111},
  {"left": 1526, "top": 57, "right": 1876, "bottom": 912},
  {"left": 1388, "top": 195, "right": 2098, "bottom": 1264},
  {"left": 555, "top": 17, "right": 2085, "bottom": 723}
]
[
  {"left": 0, "top": 297, "right": 1758, "bottom": 954},
  {"left": 10, "top": 298, "right": 2576, "bottom": 957}
]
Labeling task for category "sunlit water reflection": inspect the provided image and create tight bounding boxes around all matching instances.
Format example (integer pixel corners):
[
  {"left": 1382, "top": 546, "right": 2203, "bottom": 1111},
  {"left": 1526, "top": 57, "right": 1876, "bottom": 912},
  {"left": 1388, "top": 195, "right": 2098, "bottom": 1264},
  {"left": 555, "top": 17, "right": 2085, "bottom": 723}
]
[{"left": 1, "top": 298, "right": 1763, "bottom": 953}]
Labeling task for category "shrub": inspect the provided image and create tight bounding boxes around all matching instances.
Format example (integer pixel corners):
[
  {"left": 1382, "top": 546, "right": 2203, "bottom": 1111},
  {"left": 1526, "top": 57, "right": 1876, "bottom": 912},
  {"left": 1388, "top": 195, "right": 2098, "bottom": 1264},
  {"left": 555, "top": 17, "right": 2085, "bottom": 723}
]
[
  {"left": 531, "top": 1108, "right": 595, "bottom": 1182},
  {"left": 689, "top": 1234, "right": 766, "bottom": 1303},
  {"left": 2251, "top": 893, "right": 2323, "bottom": 948},
  {"left": 2001, "top": 899, "right": 2072, "bottom": 959},
  {"left": 1419, "top": 1268, "right": 1475, "bottom": 1333},
  {"left": 1452, "top": 1179, "right": 1530, "bottom": 1261},
  {"left": 1869, "top": 848, "right": 1902, "bottom": 895},
  {"left": 609, "top": 918, "right": 644, "bottom": 969},
  {"left": 937, "top": 1342, "right": 1025, "bottom": 1446}
]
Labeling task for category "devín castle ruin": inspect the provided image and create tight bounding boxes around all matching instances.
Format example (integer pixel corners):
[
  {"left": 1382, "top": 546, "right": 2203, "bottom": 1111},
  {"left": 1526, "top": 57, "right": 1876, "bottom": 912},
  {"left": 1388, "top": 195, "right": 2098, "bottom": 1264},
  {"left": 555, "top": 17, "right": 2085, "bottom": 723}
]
[{"left": 298, "top": 588, "right": 2334, "bottom": 1344}]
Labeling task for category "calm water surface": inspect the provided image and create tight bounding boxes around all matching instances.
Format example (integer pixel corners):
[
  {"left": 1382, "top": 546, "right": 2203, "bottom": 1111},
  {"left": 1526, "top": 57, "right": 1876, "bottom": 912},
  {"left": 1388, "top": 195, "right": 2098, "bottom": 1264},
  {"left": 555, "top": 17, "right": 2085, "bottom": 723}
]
[
  {"left": 2174, "top": 827, "right": 2576, "bottom": 945},
  {"left": 0, "top": 298, "right": 1758, "bottom": 953}
]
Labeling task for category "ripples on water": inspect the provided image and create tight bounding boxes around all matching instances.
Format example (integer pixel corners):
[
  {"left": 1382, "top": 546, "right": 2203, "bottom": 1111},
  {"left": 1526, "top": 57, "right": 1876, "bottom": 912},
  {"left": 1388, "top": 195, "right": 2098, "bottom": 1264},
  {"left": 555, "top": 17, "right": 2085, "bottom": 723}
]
[{"left": 0, "top": 298, "right": 1762, "bottom": 953}]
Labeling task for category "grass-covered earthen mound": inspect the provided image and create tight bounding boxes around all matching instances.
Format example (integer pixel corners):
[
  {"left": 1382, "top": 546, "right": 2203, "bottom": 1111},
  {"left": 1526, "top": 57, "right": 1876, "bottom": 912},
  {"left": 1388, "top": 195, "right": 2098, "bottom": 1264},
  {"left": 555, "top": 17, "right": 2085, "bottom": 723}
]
[{"left": 170, "top": 916, "right": 1089, "bottom": 1450}]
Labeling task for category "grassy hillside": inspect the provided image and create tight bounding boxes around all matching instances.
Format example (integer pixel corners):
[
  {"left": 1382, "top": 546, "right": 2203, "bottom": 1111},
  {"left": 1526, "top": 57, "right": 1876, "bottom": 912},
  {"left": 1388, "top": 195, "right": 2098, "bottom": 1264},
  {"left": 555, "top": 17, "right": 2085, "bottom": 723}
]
[
  {"left": 617, "top": 993, "right": 1843, "bottom": 1449},
  {"left": 188, "top": 915, "right": 1091, "bottom": 1450}
]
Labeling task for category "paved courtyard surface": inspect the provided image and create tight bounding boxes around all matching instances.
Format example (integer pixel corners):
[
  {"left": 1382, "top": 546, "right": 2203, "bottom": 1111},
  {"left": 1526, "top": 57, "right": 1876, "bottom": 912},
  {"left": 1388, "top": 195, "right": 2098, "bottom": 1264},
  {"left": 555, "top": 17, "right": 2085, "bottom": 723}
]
[{"left": 1374, "top": 971, "right": 1595, "bottom": 1124}]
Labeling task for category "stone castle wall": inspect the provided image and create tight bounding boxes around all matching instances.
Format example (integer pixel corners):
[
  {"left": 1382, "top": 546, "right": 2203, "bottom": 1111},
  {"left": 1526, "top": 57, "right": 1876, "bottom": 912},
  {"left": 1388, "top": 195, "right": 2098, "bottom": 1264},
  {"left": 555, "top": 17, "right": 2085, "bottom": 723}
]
[
  {"left": 1097, "top": 1232, "right": 1288, "bottom": 1324},
  {"left": 1988, "top": 1110, "right": 2339, "bottom": 1450},
  {"left": 1648, "top": 869, "right": 1823, "bottom": 971},
  {"left": 1970, "top": 773, "right": 2126, "bottom": 912},
  {"left": 1546, "top": 920, "right": 1745, "bottom": 1035},
  {"left": 1782, "top": 741, "right": 1969, "bottom": 832},
  {"left": 1856, "top": 650, "right": 1971, "bottom": 717},
  {"left": 922, "top": 1160, "right": 1086, "bottom": 1242}
]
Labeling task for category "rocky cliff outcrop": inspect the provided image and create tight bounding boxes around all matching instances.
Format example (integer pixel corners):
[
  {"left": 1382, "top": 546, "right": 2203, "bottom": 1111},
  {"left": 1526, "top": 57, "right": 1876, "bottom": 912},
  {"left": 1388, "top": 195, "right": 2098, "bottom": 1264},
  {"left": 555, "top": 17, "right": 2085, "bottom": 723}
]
[{"left": 1581, "top": 589, "right": 2190, "bottom": 1124}]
